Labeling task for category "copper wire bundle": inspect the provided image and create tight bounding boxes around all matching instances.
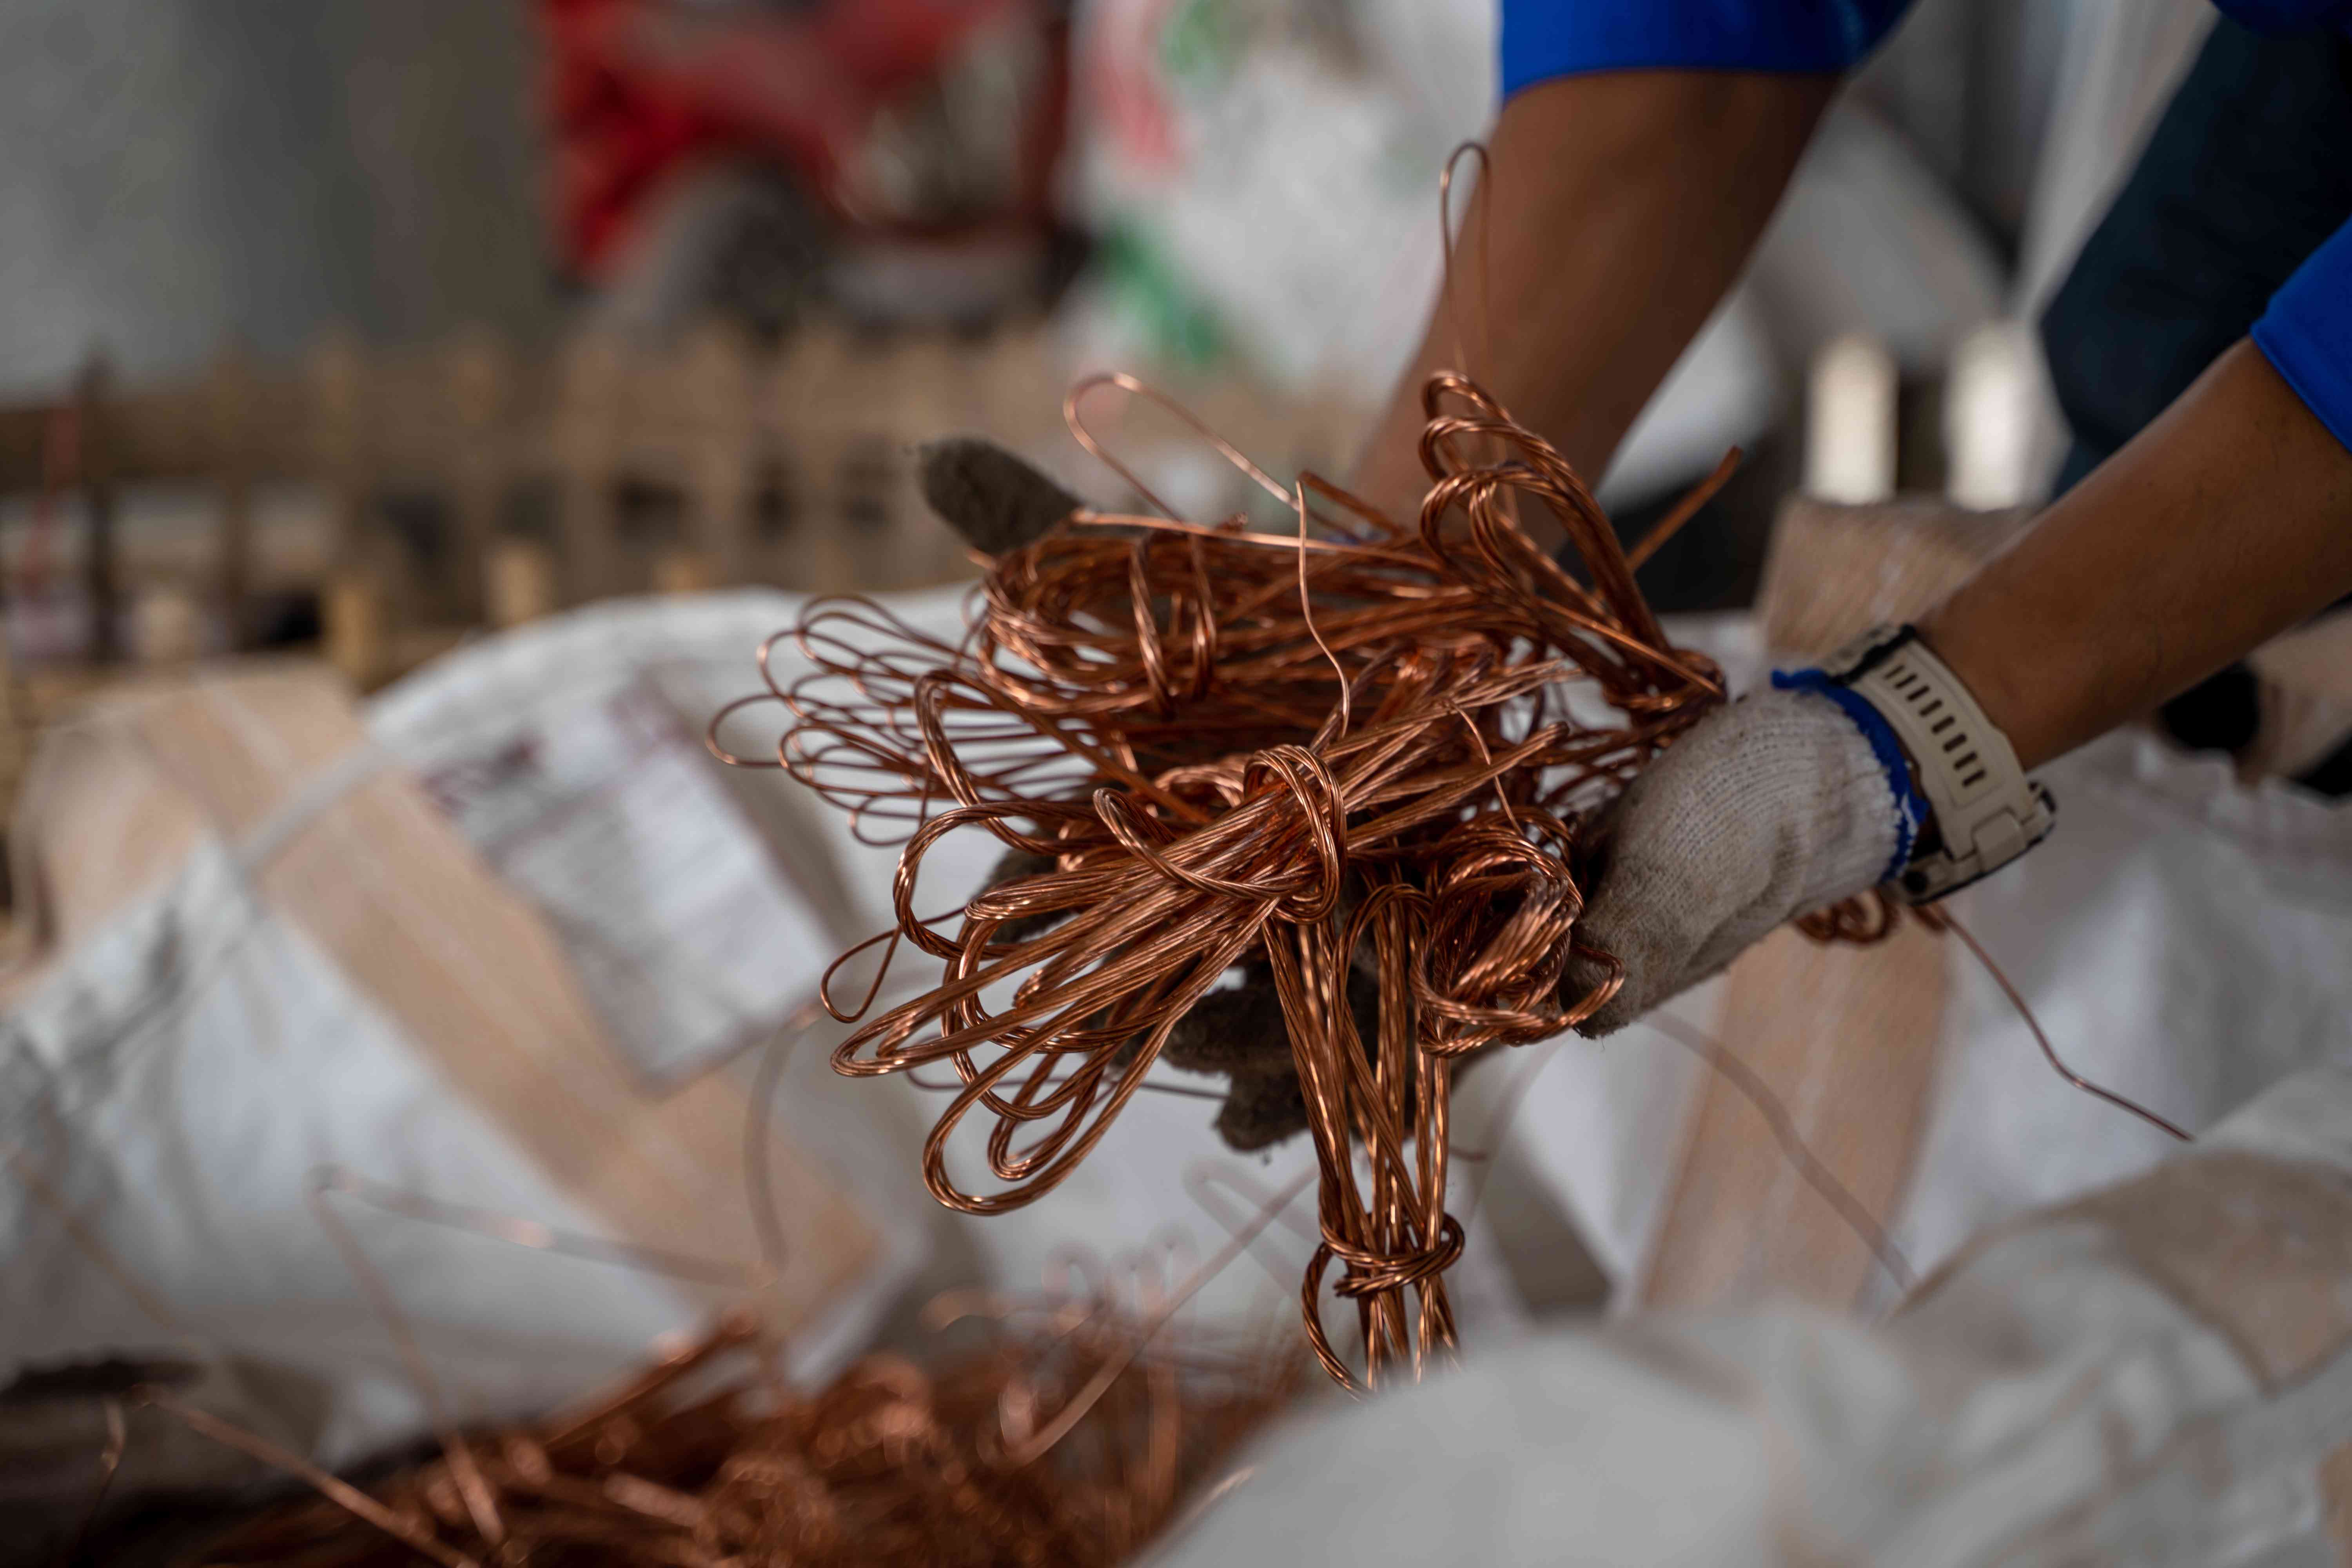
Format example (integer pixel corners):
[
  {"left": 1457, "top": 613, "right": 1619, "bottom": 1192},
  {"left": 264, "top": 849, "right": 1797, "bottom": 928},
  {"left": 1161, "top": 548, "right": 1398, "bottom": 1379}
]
[
  {"left": 174, "top": 1300, "right": 1296, "bottom": 1568},
  {"left": 719, "top": 368, "right": 1732, "bottom": 1389}
]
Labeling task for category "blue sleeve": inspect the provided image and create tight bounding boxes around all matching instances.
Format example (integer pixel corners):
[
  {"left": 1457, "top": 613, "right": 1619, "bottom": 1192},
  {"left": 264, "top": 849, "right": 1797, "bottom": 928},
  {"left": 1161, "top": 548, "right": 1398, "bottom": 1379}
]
[
  {"left": 1500, "top": 1, "right": 1916, "bottom": 98},
  {"left": 2210, "top": 0, "right": 2352, "bottom": 32},
  {"left": 2252, "top": 218, "right": 2352, "bottom": 455}
]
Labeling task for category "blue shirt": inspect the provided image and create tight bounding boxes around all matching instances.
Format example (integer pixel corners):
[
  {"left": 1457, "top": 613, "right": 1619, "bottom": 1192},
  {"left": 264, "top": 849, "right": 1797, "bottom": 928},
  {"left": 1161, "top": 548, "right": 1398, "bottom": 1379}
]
[{"left": 1501, "top": 0, "right": 2352, "bottom": 455}]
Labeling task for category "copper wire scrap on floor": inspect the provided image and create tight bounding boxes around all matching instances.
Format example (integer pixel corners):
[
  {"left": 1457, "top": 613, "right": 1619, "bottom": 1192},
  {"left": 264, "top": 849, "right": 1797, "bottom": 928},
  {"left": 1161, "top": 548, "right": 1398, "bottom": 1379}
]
[
  {"left": 67, "top": 1153, "right": 1316, "bottom": 1567},
  {"left": 171, "top": 1303, "right": 1296, "bottom": 1568}
]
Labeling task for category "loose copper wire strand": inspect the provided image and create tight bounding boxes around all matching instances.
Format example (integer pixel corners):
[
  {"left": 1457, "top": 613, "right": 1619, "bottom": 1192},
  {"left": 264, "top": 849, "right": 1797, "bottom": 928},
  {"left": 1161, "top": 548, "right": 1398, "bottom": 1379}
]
[
  {"left": 1063, "top": 372, "right": 1295, "bottom": 522},
  {"left": 1938, "top": 907, "right": 2193, "bottom": 1143},
  {"left": 308, "top": 1172, "right": 509, "bottom": 1548},
  {"left": 318, "top": 1163, "right": 755, "bottom": 1289},
  {"left": 4, "top": 1143, "right": 199, "bottom": 1343},
  {"left": 1437, "top": 142, "right": 1494, "bottom": 388},
  {"left": 1638, "top": 1009, "right": 1918, "bottom": 1294},
  {"left": 1626, "top": 446, "right": 1742, "bottom": 572},
  {"left": 1800, "top": 890, "right": 2194, "bottom": 1143},
  {"left": 141, "top": 1385, "right": 483, "bottom": 1568},
  {"left": 746, "top": 1006, "right": 812, "bottom": 1278},
  {"left": 987, "top": 1166, "right": 1316, "bottom": 1467},
  {"left": 55, "top": 1397, "right": 125, "bottom": 1568}
]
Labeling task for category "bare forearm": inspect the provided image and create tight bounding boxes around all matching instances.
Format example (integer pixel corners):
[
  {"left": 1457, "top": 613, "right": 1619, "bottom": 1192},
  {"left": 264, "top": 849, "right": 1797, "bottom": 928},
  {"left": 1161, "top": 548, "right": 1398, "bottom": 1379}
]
[
  {"left": 1922, "top": 341, "right": 2352, "bottom": 770},
  {"left": 1349, "top": 71, "right": 1835, "bottom": 526}
]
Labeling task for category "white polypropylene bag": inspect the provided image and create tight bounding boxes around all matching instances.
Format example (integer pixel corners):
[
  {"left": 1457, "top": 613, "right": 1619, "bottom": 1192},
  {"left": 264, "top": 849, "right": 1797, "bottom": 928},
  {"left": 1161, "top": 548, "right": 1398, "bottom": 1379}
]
[
  {"left": 0, "top": 639, "right": 927, "bottom": 1508},
  {"left": 1154, "top": 1056, "right": 2352, "bottom": 1566},
  {"left": 1889, "top": 726, "right": 2352, "bottom": 1301}
]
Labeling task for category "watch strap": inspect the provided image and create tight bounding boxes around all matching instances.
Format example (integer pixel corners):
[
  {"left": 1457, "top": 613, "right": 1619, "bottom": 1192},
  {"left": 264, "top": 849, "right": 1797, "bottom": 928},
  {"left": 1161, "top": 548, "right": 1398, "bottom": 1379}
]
[{"left": 1820, "top": 624, "right": 2055, "bottom": 902}]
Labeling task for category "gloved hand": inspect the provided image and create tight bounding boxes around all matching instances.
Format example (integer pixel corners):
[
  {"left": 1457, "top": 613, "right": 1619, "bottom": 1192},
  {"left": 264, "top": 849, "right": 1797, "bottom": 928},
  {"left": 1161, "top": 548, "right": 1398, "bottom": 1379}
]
[
  {"left": 1570, "top": 687, "right": 1908, "bottom": 1035},
  {"left": 918, "top": 436, "right": 1085, "bottom": 555}
]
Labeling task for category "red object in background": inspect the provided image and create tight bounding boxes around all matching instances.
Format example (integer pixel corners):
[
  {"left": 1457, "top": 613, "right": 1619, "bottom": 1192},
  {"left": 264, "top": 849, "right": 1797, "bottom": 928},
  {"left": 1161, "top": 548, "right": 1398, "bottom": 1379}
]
[
  {"left": 1077, "top": 0, "right": 1183, "bottom": 175},
  {"left": 542, "top": 0, "right": 1067, "bottom": 279}
]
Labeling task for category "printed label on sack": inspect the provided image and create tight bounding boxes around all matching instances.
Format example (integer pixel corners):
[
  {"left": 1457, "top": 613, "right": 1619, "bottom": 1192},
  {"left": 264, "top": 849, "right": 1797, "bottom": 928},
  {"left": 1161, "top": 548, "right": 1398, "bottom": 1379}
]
[{"left": 422, "top": 681, "right": 833, "bottom": 1091}]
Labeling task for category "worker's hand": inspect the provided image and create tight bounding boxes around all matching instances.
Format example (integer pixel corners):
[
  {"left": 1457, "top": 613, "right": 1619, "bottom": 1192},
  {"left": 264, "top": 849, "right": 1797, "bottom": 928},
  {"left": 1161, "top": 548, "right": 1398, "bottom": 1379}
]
[
  {"left": 1572, "top": 688, "right": 1906, "bottom": 1035},
  {"left": 919, "top": 437, "right": 1082, "bottom": 555}
]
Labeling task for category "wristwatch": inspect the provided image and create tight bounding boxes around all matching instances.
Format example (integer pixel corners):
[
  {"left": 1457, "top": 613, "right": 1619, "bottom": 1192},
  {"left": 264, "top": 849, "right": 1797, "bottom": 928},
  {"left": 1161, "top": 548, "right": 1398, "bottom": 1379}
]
[{"left": 1820, "top": 623, "right": 2056, "bottom": 903}]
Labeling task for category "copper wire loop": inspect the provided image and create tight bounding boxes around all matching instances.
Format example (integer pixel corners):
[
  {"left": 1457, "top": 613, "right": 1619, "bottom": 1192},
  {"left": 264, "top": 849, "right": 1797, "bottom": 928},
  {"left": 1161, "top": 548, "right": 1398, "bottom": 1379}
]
[{"left": 716, "top": 359, "right": 1731, "bottom": 1391}]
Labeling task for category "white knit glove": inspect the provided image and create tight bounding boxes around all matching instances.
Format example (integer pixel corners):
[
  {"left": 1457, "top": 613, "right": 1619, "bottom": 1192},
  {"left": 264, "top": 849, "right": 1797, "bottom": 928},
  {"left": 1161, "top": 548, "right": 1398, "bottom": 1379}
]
[{"left": 1574, "top": 687, "right": 1907, "bottom": 1035}]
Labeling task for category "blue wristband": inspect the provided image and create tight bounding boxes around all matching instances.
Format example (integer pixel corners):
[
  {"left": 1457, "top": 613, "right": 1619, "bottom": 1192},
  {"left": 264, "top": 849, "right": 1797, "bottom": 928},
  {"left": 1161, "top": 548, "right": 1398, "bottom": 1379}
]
[{"left": 1771, "top": 666, "right": 1926, "bottom": 883}]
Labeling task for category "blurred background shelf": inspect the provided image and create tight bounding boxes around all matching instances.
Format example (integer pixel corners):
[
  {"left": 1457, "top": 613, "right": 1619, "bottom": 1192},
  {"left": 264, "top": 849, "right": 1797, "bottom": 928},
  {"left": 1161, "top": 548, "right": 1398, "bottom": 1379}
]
[{"left": 0, "top": 318, "right": 1368, "bottom": 666}]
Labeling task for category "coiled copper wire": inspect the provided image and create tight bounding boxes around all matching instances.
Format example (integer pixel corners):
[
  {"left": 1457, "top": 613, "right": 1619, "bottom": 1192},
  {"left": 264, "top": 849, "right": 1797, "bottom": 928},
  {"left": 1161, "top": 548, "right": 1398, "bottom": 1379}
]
[{"left": 716, "top": 361, "right": 1728, "bottom": 1390}]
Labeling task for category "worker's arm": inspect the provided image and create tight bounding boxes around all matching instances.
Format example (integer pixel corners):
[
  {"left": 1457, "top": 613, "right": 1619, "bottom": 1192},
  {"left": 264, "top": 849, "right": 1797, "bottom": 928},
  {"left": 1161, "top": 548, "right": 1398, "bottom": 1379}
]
[
  {"left": 1352, "top": 2, "right": 1935, "bottom": 521},
  {"left": 1580, "top": 306, "right": 2352, "bottom": 1030},
  {"left": 1926, "top": 272, "right": 2352, "bottom": 771},
  {"left": 1347, "top": 71, "right": 1835, "bottom": 523}
]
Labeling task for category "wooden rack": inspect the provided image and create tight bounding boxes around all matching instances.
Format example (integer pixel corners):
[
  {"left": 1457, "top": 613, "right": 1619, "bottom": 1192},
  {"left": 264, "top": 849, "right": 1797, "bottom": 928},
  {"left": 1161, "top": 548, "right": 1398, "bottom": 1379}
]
[{"left": 0, "top": 319, "right": 1363, "bottom": 846}]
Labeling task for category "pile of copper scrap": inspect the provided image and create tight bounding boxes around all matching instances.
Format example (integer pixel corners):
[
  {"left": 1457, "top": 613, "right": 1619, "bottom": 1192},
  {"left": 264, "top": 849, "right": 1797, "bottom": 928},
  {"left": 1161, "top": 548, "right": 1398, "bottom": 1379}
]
[
  {"left": 720, "top": 369, "right": 1730, "bottom": 1389},
  {"left": 180, "top": 1306, "right": 1297, "bottom": 1568}
]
